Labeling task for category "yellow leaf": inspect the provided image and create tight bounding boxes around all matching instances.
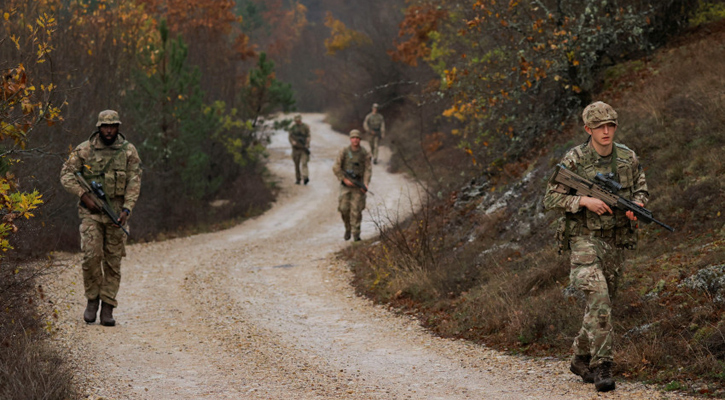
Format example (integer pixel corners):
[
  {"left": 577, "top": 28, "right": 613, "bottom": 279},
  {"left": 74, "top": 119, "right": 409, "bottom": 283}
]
[{"left": 4, "top": 12, "right": 9, "bottom": 21}]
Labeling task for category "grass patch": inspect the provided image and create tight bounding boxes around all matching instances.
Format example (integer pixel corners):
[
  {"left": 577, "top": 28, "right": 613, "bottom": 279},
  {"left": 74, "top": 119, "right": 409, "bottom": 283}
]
[{"left": 0, "top": 259, "right": 77, "bottom": 400}]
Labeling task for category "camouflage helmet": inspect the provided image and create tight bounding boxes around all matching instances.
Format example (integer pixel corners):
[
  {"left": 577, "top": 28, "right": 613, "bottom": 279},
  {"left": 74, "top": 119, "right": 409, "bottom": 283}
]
[
  {"left": 96, "top": 110, "right": 122, "bottom": 127},
  {"left": 349, "top": 129, "right": 361, "bottom": 138},
  {"left": 582, "top": 101, "right": 617, "bottom": 129},
  {"left": 372, "top": 103, "right": 379, "bottom": 109},
  {"left": 294, "top": 114, "right": 302, "bottom": 122}
]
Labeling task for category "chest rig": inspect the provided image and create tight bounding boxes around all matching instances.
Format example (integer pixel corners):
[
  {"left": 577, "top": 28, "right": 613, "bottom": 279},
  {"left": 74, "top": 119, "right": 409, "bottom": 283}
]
[
  {"left": 81, "top": 134, "right": 130, "bottom": 199},
  {"left": 342, "top": 147, "right": 366, "bottom": 180},
  {"left": 560, "top": 142, "right": 638, "bottom": 250},
  {"left": 290, "top": 124, "right": 308, "bottom": 146},
  {"left": 367, "top": 114, "right": 383, "bottom": 132}
]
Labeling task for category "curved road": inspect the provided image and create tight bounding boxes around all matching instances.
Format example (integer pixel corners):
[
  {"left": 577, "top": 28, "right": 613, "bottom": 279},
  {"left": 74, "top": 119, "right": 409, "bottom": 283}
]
[{"left": 46, "top": 114, "right": 691, "bottom": 399}]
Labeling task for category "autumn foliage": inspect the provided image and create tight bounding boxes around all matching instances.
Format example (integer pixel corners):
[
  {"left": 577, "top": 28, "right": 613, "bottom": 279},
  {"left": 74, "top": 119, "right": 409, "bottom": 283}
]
[
  {"left": 390, "top": 0, "right": 699, "bottom": 169},
  {"left": 0, "top": 0, "right": 307, "bottom": 254}
]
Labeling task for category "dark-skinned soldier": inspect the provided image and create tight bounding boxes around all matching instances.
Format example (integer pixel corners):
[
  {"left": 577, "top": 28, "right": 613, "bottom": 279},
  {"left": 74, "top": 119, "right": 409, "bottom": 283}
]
[{"left": 60, "top": 110, "right": 142, "bottom": 326}]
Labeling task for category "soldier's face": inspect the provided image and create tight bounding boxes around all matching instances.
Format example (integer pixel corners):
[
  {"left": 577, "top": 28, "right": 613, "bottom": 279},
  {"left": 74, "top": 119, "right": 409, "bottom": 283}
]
[
  {"left": 585, "top": 122, "right": 616, "bottom": 149},
  {"left": 100, "top": 124, "right": 119, "bottom": 145},
  {"left": 350, "top": 137, "right": 361, "bottom": 148}
]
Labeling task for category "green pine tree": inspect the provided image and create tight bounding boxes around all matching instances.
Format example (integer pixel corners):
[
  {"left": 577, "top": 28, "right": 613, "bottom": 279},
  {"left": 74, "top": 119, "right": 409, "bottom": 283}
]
[
  {"left": 127, "top": 20, "right": 222, "bottom": 199},
  {"left": 240, "top": 52, "right": 296, "bottom": 126}
]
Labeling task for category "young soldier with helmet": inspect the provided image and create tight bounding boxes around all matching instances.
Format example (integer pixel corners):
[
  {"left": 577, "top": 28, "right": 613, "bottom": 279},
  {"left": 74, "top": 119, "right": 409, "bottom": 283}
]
[
  {"left": 543, "top": 101, "right": 649, "bottom": 392},
  {"left": 332, "top": 129, "right": 372, "bottom": 241},
  {"left": 288, "top": 114, "right": 311, "bottom": 185}
]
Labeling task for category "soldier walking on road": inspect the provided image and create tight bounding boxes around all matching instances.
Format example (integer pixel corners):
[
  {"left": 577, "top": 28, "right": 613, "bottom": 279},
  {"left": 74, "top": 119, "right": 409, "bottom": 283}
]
[
  {"left": 289, "top": 114, "right": 311, "bottom": 185},
  {"left": 363, "top": 103, "right": 385, "bottom": 165},
  {"left": 60, "top": 110, "right": 142, "bottom": 327},
  {"left": 543, "top": 102, "right": 649, "bottom": 392},
  {"left": 332, "top": 129, "right": 372, "bottom": 241}
]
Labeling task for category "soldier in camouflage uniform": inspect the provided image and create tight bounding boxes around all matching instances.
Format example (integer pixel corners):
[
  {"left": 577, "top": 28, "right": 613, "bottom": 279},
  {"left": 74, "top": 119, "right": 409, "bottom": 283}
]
[
  {"left": 543, "top": 102, "right": 648, "bottom": 392},
  {"left": 332, "top": 129, "right": 372, "bottom": 241},
  {"left": 362, "top": 103, "right": 385, "bottom": 165},
  {"left": 60, "top": 110, "right": 142, "bottom": 327},
  {"left": 289, "top": 115, "right": 311, "bottom": 185}
]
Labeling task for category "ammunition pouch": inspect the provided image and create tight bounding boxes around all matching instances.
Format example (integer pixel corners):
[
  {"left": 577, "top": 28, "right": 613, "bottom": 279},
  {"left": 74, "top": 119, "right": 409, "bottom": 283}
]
[{"left": 557, "top": 215, "right": 637, "bottom": 252}]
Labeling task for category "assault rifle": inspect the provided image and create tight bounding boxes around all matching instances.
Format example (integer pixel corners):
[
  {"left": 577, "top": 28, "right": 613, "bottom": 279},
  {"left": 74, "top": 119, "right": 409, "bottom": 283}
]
[
  {"left": 551, "top": 164, "right": 674, "bottom": 232},
  {"left": 75, "top": 172, "right": 130, "bottom": 236},
  {"left": 343, "top": 170, "right": 374, "bottom": 195}
]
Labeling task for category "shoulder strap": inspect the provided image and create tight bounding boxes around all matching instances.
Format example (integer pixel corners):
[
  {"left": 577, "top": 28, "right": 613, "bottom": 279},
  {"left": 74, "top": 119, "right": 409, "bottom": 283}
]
[{"left": 98, "top": 141, "right": 130, "bottom": 174}]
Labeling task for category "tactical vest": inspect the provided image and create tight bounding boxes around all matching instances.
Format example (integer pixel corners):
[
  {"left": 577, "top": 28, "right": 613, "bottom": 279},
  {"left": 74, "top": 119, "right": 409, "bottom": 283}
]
[
  {"left": 564, "top": 141, "right": 639, "bottom": 248},
  {"left": 367, "top": 114, "right": 383, "bottom": 131},
  {"left": 290, "top": 124, "right": 308, "bottom": 146},
  {"left": 81, "top": 134, "right": 130, "bottom": 200},
  {"left": 342, "top": 146, "right": 367, "bottom": 180}
]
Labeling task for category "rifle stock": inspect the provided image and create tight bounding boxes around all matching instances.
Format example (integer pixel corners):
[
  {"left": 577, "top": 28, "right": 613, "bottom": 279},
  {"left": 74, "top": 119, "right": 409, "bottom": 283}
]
[
  {"left": 75, "top": 172, "right": 130, "bottom": 236},
  {"left": 552, "top": 165, "right": 674, "bottom": 232}
]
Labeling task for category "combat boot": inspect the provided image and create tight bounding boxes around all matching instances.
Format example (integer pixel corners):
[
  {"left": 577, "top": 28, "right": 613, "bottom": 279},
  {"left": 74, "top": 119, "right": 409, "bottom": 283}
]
[
  {"left": 83, "top": 297, "right": 100, "bottom": 323},
  {"left": 594, "top": 361, "right": 615, "bottom": 392},
  {"left": 569, "top": 355, "right": 595, "bottom": 383},
  {"left": 100, "top": 301, "right": 116, "bottom": 327},
  {"left": 353, "top": 235, "right": 361, "bottom": 242},
  {"left": 304, "top": 178, "right": 309, "bottom": 185},
  {"left": 344, "top": 230, "right": 351, "bottom": 241}
]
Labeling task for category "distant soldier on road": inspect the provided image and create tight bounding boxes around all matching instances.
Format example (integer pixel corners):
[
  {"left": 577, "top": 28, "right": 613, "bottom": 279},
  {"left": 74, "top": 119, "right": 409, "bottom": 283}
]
[
  {"left": 332, "top": 129, "right": 372, "bottom": 241},
  {"left": 363, "top": 103, "right": 385, "bottom": 164},
  {"left": 60, "top": 110, "right": 142, "bottom": 327},
  {"left": 288, "top": 114, "right": 311, "bottom": 185},
  {"left": 543, "top": 101, "right": 649, "bottom": 392}
]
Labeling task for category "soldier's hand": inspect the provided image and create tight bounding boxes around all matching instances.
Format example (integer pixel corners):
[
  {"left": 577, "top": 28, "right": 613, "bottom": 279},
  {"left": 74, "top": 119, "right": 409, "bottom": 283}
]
[
  {"left": 81, "top": 193, "right": 101, "bottom": 212},
  {"left": 580, "top": 197, "right": 613, "bottom": 216},
  {"left": 625, "top": 202, "right": 644, "bottom": 221},
  {"left": 343, "top": 178, "right": 355, "bottom": 187},
  {"left": 118, "top": 209, "right": 130, "bottom": 226}
]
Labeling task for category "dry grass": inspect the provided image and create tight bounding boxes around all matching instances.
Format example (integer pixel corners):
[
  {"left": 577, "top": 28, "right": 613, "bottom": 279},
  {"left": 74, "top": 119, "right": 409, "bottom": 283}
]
[{"left": 0, "top": 260, "right": 77, "bottom": 400}]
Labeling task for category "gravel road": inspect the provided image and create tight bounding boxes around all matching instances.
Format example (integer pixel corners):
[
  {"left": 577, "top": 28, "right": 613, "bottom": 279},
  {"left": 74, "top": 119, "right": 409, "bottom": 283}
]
[{"left": 44, "top": 114, "right": 695, "bottom": 399}]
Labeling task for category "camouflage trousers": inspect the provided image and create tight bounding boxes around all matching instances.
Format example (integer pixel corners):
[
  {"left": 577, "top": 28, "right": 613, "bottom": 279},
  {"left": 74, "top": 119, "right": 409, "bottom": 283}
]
[
  {"left": 292, "top": 148, "right": 309, "bottom": 181},
  {"left": 369, "top": 134, "right": 380, "bottom": 162},
  {"left": 569, "top": 235, "right": 625, "bottom": 368},
  {"left": 338, "top": 185, "right": 367, "bottom": 236},
  {"left": 80, "top": 213, "right": 127, "bottom": 307}
]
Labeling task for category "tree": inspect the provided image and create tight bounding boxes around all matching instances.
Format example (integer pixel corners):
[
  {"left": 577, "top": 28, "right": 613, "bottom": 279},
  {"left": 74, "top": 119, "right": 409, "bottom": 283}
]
[
  {"left": 239, "top": 52, "right": 296, "bottom": 126},
  {"left": 128, "top": 19, "right": 221, "bottom": 199},
  {"left": 0, "top": 4, "right": 62, "bottom": 254},
  {"left": 392, "top": 0, "right": 699, "bottom": 168}
]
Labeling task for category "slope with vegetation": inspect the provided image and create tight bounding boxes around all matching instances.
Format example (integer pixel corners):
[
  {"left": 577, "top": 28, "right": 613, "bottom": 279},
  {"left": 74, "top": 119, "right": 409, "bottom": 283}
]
[{"left": 343, "top": 2, "right": 725, "bottom": 397}]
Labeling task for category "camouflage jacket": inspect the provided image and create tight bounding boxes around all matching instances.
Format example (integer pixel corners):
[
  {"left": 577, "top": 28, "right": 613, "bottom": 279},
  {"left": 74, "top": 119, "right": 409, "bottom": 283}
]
[
  {"left": 288, "top": 123, "right": 311, "bottom": 149},
  {"left": 332, "top": 145, "right": 372, "bottom": 187},
  {"left": 544, "top": 140, "right": 649, "bottom": 236},
  {"left": 60, "top": 132, "right": 142, "bottom": 217},
  {"left": 363, "top": 112, "right": 385, "bottom": 136}
]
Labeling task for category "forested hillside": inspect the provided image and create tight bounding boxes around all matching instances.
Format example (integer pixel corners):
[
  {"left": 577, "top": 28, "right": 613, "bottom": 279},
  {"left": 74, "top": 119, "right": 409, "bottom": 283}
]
[{"left": 337, "top": 1, "right": 725, "bottom": 396}]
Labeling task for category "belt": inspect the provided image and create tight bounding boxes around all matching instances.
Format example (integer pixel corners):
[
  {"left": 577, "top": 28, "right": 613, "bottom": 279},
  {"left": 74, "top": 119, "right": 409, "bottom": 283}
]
[{"left": 580, "top": 227, "right": 615, "bottom": 238}]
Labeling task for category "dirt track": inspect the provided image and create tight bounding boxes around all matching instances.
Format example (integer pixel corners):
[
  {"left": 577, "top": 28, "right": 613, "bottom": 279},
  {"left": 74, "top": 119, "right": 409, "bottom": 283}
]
[{"left": 45, "top": 114, "right": 693, "bottom": 399}]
